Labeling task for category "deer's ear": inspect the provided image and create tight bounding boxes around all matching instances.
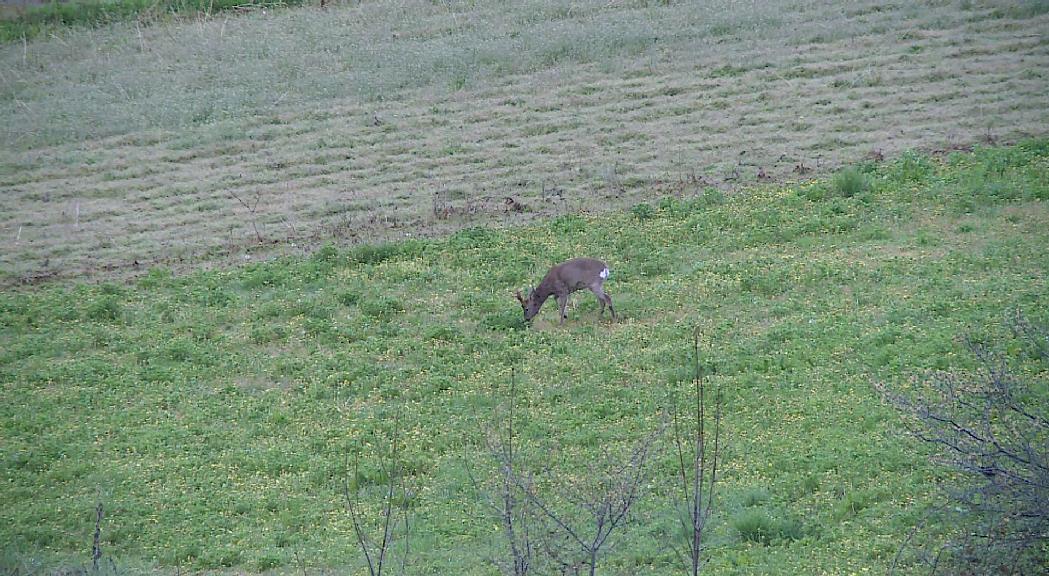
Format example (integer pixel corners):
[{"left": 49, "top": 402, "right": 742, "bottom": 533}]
[{"left": 514, "top": 290, "right": 525, "bottom": 303}]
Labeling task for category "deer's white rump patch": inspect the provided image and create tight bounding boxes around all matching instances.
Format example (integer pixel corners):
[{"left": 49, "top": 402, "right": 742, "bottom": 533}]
[{"left": 600, "top": 268, "right": 610, "bottom": 279}]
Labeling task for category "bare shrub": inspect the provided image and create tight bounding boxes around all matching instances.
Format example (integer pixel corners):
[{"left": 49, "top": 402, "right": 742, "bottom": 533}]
[
  {"left": 482, "top": 370, "right": 663, "bottom": 575},
  {"left": 230, "top": 189, "right": 265, "bottom": 244},
  {"left": 343, "top": 412, "right": 413, "bottom": 576},
  {"left": 878, "top": 313, "right": 1049, "bottom": 575},
  {"left": 513, "top": 425, "right": 662, "bottom": 575},
  {"left": 469, "top": 368, "right": 537, "bottom": 576},
  {"left": 670, "top": 330, "right": 723, "bottom": 575}
]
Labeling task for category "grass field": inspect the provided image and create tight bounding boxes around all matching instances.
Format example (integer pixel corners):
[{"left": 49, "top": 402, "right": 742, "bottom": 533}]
[
  {"left": 2, "top": 142, "right": 1048, "bottom": 573},
  {"left": 0, "top": 0, "right": 303, "bottom": 43},
  {"left": 1, "top": 0, "right": 1048, "bottom": 286}
]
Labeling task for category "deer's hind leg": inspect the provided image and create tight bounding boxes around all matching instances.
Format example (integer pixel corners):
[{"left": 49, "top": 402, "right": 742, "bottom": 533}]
[{"left": 590, "top": 284, "right": 616, "bottom": 320}]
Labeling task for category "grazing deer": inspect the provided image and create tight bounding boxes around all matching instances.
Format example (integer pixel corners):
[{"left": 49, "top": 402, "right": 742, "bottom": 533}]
[{"left": 515, "top": 258, "right": 616, "bottom": 324}]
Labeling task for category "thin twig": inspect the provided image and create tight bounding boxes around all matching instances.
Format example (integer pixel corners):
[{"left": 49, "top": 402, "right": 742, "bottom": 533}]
[
  {"left": 230, "top": 189, "right": 264, "bottom": 243},
  {"left": 344, "top": 447, "right": 376, "bottom": 575},
  {"left": 92, "top": 502, "right": 104, "bottom": 571}
]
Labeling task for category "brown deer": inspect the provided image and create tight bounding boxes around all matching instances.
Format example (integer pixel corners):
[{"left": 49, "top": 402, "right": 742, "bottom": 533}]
[{"left": 515, "top": 258, "right": 616, "bottom": 324}]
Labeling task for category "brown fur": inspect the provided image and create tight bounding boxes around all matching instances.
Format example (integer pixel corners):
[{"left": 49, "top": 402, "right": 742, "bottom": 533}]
[{"left": 515, "top": 257, "right": 616, "bottom": 324}]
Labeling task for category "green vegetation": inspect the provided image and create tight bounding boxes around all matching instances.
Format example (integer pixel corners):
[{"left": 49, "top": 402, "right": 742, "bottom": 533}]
[
  {"left": 732, "top": 509, "right": 804, "bottom": 546},
  {"left": 2, "top": 143, "right": 1047, "bottom": 573},
  {"left": 830, "top": 167, "right": 870, "bottom": 198}
]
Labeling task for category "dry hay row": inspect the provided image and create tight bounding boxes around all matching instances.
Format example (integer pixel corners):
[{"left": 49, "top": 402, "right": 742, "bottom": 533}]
[{"left": 1, "top": 7, "right": 1048, "bottom": 286}]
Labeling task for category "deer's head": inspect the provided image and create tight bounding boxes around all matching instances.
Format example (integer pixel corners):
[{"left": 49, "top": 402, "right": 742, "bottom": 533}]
[{"left": 515, "top": 289, "right": 541, "bottom": 322}]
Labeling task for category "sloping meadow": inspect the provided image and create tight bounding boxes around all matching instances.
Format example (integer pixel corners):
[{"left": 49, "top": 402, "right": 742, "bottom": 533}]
[{"left": 1, "top": 143, "right": 1047, "bottom": 573}]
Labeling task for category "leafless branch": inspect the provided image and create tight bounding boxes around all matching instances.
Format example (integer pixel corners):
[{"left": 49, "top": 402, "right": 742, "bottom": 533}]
[
  {"left": 468, "top": 367, "right": 537, "bottom": 575},
  {"left": 514, "top": 425, "right": 663, "bottom": 576},
  {"left": 670, "top": 328, "right": 723, "bottom": 575},
  {"left": 230, "top": 188, "right": 264, "bottom": 244},
  {"left": 341, "top": 410, "right": 412, "bottom": 576},
  {"left": 879, "top": 313, "right": 1049, "bottom": 575},
  {"left": 92, "top": 502, "right": 104, "bottom": 572}
]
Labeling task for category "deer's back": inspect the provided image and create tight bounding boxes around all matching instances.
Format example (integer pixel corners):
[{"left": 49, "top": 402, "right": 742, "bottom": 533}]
[{"left": 547, "top": 258, "right": 609, "bottom": 291}]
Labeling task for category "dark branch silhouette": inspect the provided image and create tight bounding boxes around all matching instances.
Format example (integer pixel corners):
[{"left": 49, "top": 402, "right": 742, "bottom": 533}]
[
  {"left": 342, "top": 411, "right": 412, "bottom": 576},
  {"left": 514, "top": 426, "right": 662, "bottom": 576},
  {"left": 467, "top": 367, "right": 537, "bottom": 575},
  {"left": 879, "top": 313, "right": 1048, "bottom": 575},
  {"left": 670, "top": 329, "right": 722, "bottom": 575}
]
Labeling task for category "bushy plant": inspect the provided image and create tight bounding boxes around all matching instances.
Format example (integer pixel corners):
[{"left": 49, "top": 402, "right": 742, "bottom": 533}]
[
  {"left": 732, "top": 510, "right": 803, "bottom": 545},
  {"left": 831, "top": 167, "right": 869, "bottom": 198},
  {"left": 631, "top": 202, "right": 654, "bottom": 221}
]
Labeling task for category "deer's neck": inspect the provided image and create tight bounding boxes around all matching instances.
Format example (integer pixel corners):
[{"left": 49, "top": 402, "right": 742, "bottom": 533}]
[{"left": 532, "top": 279, "right": 557, "bottom": 303}]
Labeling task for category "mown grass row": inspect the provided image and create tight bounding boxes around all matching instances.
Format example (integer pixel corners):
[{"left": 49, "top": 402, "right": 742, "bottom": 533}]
[
  {"left": 1, "top": 142, "right": 1047, "bottom": 573},
  {"left": 0, "top": 0, "right": 309, "bottom": 43}
]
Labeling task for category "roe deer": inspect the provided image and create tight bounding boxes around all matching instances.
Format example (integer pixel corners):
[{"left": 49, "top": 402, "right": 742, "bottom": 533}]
[{"left": 515, "top": 258, "right": 616, "bottom": 324}]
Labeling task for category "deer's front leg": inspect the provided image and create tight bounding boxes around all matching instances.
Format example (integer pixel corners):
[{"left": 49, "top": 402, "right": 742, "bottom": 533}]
[{"left": 557, "top": 294, "right": 569, "bottom": 324}]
